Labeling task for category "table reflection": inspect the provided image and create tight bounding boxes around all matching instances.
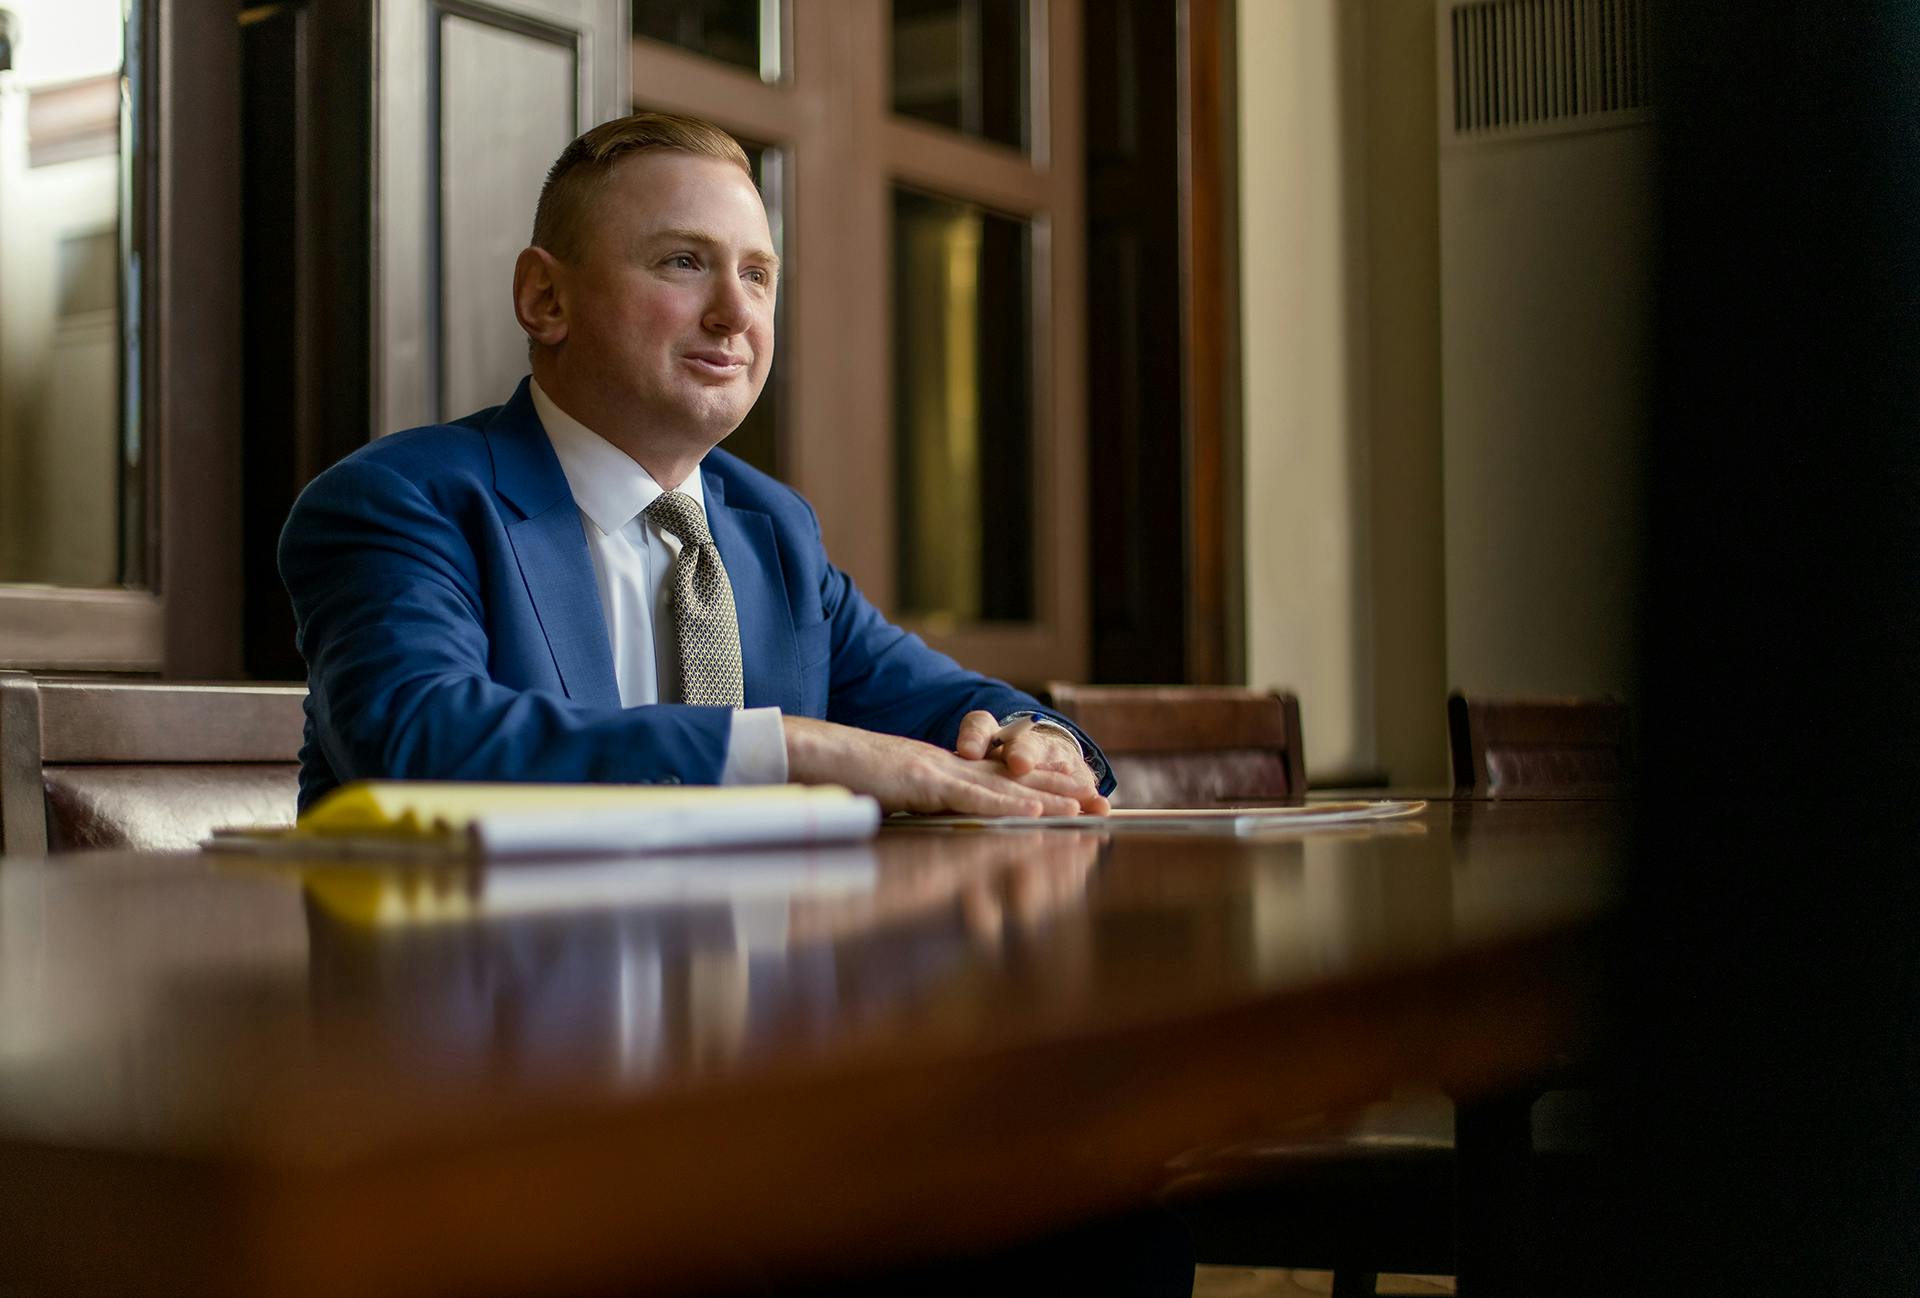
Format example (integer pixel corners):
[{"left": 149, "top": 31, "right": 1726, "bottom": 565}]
[
  {"left": 301, "top": 831, "right": 1104, "bottom": 1086},
  {"left": 0, "top": 803, "right": 1618, "bottom": 1155}
]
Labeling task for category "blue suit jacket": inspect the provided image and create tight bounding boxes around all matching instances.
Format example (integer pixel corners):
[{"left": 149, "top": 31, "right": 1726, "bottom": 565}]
[{"left": 280, "top": 379, "right": 1112, "bottom": 810}]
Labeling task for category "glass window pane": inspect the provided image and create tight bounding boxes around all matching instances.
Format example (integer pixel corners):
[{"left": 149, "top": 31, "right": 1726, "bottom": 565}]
[
  {"left": 633, "top": 0, "right": 780, "bottom": 82},
  {"left": 0, "top": 0, "right": 138, "bottom": 588},
  {"left": 891, "top": 0, "right": 1029, "bottom": 151},
  {"left": 892, "top": 188, "right": 1032, "bottom": 626},
  {"left": 721, "top": 141, "right": 785, "bottom": 478}
]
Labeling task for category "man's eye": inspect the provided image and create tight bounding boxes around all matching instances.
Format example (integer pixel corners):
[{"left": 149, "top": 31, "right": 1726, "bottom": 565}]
[
  {"left": 745, "top": 269, "right": 768, "bottom": 285},
  {"left": 666, "top": 254, "right": 697, "bottom": 269}
]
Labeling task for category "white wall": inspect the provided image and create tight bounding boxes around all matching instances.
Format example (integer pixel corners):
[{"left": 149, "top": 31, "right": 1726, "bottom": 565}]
[
  {"left": 1237, "top": 0, "right": 1378, "bottom": 781},
  {"left": 1236, "top": 0, "right": 1648, "bottom": 784},
  {"left": 1439, "top": 124, "right": 1653, "bottom": 698},
  {"left": 1237, "top": 0, "right": 1449, "bottom": 784}
]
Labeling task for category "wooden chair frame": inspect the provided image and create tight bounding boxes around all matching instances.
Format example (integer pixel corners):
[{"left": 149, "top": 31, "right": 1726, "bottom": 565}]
[
  {"left": 1042, "top": 684, "right": 1308, "bottom": 803},
  {"left": 0, "top": 673, "right": 306, "bottom": 855},
  {"left": 1447, "top": 692, "right": 1632, "bottom": 797}
]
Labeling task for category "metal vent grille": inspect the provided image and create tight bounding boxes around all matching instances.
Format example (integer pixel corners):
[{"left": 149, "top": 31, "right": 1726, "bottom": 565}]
[{"left": 1450, "top": 0, "right": 1650, "bottom": 136}]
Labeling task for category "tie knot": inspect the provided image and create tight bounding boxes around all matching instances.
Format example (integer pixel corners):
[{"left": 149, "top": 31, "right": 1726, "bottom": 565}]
[{"left": 645, "top": 491, "right": 712, "bottom": 547}]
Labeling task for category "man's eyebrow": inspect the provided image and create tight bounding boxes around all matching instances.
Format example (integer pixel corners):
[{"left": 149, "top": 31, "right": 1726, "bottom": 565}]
[{"left": 644, "top": 226, "right": 782, "bottom": 271}]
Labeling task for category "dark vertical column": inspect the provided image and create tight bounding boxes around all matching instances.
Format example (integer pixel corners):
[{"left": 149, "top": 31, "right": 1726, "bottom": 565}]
[
  {"left": 155, "top": 0, "right": 243, "bottom": 677},
  {"left": 1616, "top": 3, "right": 1920, "bottom": 1294},
  {"left": 1181, "top": 0, "right": 1240, "bottom": 686},
  {"left": 239, "top": 0, "right": 373, "bottom": 680},
  {"left": 239, "top": 6, "right": 302, "bottom": 681},
  {"left": 1085, "top": 0, "right": 1188, "bottom": 684}
]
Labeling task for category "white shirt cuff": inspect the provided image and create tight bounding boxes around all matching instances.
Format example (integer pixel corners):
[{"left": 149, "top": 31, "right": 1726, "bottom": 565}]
[{"left": 721, "top": 706, "right": 789, "bottom": 784}]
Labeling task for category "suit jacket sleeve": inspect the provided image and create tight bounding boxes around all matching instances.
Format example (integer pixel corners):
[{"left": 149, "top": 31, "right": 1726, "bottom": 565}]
[
  {"left": 280, "top": 456, "right": 731, "bottom": 795},
  {"left": 800, "top": 503, "right": 1117, "bottom": 797}
]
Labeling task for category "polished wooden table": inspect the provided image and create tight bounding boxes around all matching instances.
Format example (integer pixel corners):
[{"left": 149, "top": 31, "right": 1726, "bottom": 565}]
[{"left": 0, "top": 801, "right": 1621, "bottom": 1297}]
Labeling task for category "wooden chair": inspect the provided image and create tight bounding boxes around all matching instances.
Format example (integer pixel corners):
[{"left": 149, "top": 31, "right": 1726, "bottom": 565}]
[
  {"left": 0, "top": 673, "right": 306, "bottom": 854},
  {"left": 1040, "top": 684, "right": 1306, "bottom": 807},
  {"left": 1448, "top": 692, "right": 1632, "bottom": 797}
]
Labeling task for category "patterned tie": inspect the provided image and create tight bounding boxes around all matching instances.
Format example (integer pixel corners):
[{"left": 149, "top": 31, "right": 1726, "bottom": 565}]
[{"left": 644, "top": 491, "right": 745, "bottom": 708}]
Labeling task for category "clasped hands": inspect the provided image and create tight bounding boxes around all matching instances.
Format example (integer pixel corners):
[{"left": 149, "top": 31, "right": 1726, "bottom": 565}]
[{"left": 781, "top": 711, "right": 1110, "bottom": 819}]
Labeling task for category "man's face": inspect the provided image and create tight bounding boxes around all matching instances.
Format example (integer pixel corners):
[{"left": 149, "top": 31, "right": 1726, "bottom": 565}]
[{"left": 556, "top": 150, "right": 777, "bottom": 448}]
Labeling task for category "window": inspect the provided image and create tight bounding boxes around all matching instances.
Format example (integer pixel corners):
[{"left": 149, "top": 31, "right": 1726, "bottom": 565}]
[{"left": 0, "top": 0, "right": 159, "bottom": 671}]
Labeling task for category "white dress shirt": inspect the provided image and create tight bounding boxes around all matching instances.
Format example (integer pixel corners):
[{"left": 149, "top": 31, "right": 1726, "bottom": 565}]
[{"left": 531, "top": 380, "right": 787, "bottom": 784}]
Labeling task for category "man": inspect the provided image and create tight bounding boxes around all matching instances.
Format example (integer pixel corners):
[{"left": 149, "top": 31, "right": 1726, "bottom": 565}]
[{"left": 279, "top": 113, "right": 1114, "bottom": 817}]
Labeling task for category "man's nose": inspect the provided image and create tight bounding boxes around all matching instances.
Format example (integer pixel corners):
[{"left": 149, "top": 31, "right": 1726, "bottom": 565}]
[{"left": 702, "top": 274, "right": 752, "bottom": 335}]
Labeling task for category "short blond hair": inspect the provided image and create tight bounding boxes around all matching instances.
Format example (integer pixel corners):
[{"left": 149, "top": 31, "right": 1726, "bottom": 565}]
[{"left": 530, "top": 111, "right": 751, "bottom": 262}]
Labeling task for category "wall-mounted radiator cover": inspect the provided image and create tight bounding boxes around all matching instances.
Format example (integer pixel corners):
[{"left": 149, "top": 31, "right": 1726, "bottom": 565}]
[{"left": 1442, "top": 0, "right": 1650, "bottom": 143}]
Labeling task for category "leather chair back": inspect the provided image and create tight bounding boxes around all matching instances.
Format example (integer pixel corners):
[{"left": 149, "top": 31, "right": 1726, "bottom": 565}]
[
  {"left": 1447, "top": 692, "right": 1631, "bottom": 797},
  {"left": 1042, "top": 685, "right": 1307, "bottom": 807},
  {"left": 0, "top": 674, "right": 306, "bottom": 854}
]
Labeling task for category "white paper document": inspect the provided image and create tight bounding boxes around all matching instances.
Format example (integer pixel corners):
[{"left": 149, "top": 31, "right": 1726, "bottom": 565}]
[{"left": 896, "top": 799, "right": 1427, "bottom": 834}]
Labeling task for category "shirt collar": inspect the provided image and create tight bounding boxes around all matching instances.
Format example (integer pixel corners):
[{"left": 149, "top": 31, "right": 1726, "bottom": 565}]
[{"left": 530, "top": 378, "right": 706, "bottom": 535}]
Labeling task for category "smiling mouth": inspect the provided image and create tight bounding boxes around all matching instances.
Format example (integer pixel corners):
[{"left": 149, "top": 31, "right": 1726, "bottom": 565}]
[{"left": 683, "top": 353, "right": 748, "bottom": 375}]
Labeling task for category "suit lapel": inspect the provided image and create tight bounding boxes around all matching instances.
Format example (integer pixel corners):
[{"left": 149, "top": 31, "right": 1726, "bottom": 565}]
[
  {"left": 703, "top": 467, "right": 799, "bottom": 711},
  {"left": 506, "top": 509, "right": 621, "bottom": 707},
  {"left": 487, "top": 381, "right": 621, "bottom": 708}
]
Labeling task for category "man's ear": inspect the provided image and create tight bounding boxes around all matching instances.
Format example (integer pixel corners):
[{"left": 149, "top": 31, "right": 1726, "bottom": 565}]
[{"left": 513, "top": 246, "right": 568, "bottom": 349}]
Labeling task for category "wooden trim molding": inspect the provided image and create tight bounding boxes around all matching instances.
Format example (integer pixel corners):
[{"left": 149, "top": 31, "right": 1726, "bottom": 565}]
[
  {"left": 883, "top": 118, "right": 1052, "bottom": 215},
  {"left": 0, "top": 589, "right": 163, "bottom": 673},
  {"left": 1179, "top": 0, "right": 1241, "bottom": 684},
  {"left": 629, "top": 38, "right": 817, "bottom": 144}
]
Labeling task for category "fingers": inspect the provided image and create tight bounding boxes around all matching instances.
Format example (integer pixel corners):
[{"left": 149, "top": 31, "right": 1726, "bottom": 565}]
[
  {"left": 1005, "top": 765, "right": 1110, "bottom": 815},
  {"left": 996, "top": 724, "right": 1080, "bottom": 777},
  {"left": 786, "top": 713, "right": 1099, "bottom": 819},
  {"left": 939, "top": 770, "right": 1077, "bottom": 819},
  {"left": 953, "top": 710, "right": 1001, "bottom": 760},
  {"left": 925, "top": 755, "right": 1085, "bottom": 818},
  {"left": 990, "top": 714, "right": 1036, "bottom": 764}
]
